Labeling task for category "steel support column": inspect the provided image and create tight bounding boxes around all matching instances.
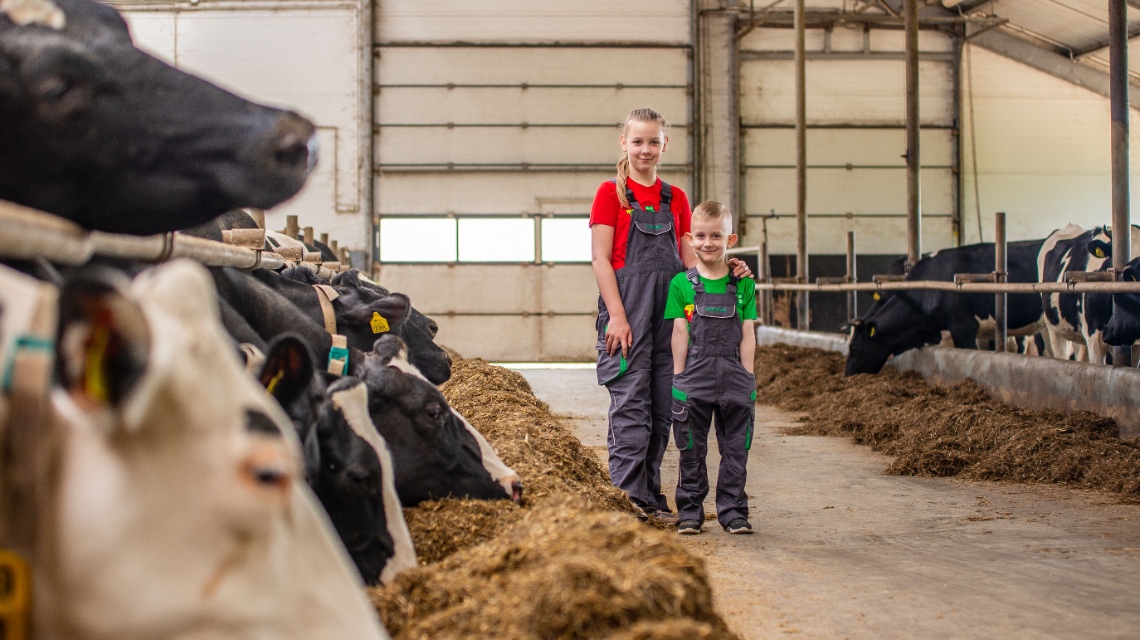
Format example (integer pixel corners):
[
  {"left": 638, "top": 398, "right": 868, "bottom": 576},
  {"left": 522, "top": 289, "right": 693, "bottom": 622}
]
[
  {"left": 795, "top": 0, "right": 809, "bottom": 329},
  {"left": 905, "top": 0, "right": 921, "bottom": 270},
  {"left": 1111, "top": 0, "right": 1132, "bottom": 367}
]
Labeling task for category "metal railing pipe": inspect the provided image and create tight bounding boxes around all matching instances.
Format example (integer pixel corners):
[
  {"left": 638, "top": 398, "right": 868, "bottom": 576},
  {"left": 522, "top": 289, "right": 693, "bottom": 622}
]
[{"left": 754, "top": 280, "right": 1140, "bottom": 294}]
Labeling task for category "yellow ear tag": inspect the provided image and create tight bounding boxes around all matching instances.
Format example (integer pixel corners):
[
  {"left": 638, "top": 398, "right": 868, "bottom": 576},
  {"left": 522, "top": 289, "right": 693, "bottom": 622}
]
[
  {"left": 872, "top": 293, "right": 881, "bottom": 301},
  {"left": 1096, "top": 247, "right": 1106, "bottom": 258},
  {"left": 84, "top": 325, "right": 111, "bottom": 403},
  {"left": 869, "top": 326, "right": 876, "bottom": 337},
  {"left": 371, "top": 312, "right": 390, "bottom": 334},
  {"left": 265, "top": 369, "right": 285, "bottom": 396}
]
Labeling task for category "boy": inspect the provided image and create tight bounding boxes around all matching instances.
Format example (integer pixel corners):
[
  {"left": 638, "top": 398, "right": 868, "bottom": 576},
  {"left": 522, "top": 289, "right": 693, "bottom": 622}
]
[{"left": 664, "top": 201, "right": 757, "bottom": 535}]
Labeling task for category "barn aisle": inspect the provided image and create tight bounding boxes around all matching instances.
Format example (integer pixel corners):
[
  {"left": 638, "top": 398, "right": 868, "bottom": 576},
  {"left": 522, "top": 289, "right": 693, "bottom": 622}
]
[{"left": 511, "top": 365, "right": 1140, "bottom": 639}]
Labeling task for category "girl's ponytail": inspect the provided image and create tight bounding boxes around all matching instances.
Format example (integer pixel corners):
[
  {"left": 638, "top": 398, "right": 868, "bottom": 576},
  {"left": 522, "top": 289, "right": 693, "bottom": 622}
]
[
  {"left": 615, "top": 156, "right": 631, "bottom": 209},
  {"left": 615, "top": 107, "right": 668, "bottom": 211}
]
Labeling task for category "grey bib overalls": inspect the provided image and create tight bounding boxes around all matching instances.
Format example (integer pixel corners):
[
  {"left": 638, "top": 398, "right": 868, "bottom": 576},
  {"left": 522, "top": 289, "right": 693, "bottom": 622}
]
[
  {"left": 671, "top": 268, "right": 756, "bottom": 526},
  {"left": 595, "top": 180, "right": 683, "bottom": 511}
]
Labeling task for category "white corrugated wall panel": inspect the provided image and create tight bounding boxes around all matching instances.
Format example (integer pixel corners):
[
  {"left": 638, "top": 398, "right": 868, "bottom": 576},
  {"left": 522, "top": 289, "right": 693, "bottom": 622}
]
[
  {"left": 741, "top": 59, "right": 955, "bottom": 125},
  {"left": 961, "top": 45, "right": 1140, "bottom": 244},
  {"left": 120, "top": 4, "right": 368, "bottom": 247},
  {"left": 377, "top": 47, "right": 689, "bottom": 84},
  {"left": 376, "top": 171, "right": 692, "bottom": 215},
  {"left": 378, "top": 0, "right": 689, "bottom": 44},
  {"left": 739, "top": 31, "right": 957, "bottom": 255}
]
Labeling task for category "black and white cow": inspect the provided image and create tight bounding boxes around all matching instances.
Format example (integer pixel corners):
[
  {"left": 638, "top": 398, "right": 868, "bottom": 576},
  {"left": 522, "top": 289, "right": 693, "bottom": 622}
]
[
  {"left": 38, "top": 260, "right": 389, "bottom": 638},
  {"left": 256, "top": 334, "right": 416, "bottom": 586},
  {"left": 846, "top": 240, "right": 1046, "bottom": 375},
  {"left": 1038, "top": 224, "right": 1140, "bottom": 363},
  {"left": 355, "top": 334, "right": 520, "bottom": 506},
  {"left": 0, "top": 0, "right": 316, "bottom": 234}
]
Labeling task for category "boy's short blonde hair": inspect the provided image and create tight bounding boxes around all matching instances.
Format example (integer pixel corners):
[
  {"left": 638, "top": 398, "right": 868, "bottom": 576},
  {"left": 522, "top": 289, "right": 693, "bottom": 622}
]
[{"left": 692, "top": 201, "right": 732, "bottom": 228}]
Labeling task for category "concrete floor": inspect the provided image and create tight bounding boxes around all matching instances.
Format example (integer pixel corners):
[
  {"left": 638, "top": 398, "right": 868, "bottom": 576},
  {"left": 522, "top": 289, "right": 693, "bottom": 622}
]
[{"left": 510, "top": 366, "right": 1140, "bottom": 640}]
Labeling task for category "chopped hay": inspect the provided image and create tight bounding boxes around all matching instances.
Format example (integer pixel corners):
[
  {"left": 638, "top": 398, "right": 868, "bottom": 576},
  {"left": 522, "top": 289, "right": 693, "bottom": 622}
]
[
  {"left": 755, "top": 344, "right": 1140, "bottom": 496},
  {"left": 371, "top": 504, "right": 739, "bottom": 640},
  {"left": 440, "top": 358, "right": 637, "bottom": 516},
  {"left": 371, "top": 356, "right": 739, "bottom": 639}
]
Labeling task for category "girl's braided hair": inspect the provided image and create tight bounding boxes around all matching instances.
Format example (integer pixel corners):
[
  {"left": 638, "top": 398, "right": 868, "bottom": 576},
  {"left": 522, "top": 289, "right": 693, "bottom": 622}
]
[{"left": 615, "top": 108, "right": 668, "bottom": 209}]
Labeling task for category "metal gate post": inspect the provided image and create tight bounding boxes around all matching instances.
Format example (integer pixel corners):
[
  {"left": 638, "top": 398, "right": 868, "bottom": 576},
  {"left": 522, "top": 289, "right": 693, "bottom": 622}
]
[{"left": 994, "top": 212, "right": 1007, "bottom": 352}]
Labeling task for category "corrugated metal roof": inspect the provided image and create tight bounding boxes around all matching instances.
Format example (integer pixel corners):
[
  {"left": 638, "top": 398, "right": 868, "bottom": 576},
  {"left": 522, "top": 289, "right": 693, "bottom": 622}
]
[{"left": 952, "top": 0, "right": 1138, "bottom": 78}]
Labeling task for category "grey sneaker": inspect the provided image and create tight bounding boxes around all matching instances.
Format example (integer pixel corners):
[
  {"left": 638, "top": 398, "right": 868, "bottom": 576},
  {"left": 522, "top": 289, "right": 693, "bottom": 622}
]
[
  {"left": 724, "top": 518, "right": 754, "bottom": 534},
  {"left": 653, "top": 509, "right": 680, "bottom": 526},
  {"left": 677, "top": 520, "right": 703, "bottom": 535}
]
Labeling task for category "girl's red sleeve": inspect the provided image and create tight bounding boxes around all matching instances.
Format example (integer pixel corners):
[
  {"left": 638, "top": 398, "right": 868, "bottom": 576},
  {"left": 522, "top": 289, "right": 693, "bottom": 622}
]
[{"left": 589, "top": 181, "right": 619, "bottom": 228}]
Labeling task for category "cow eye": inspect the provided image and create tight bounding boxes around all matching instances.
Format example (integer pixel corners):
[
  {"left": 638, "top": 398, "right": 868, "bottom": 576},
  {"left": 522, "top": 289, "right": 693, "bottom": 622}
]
[
  {"left": 253, "top": 464, "right": 288, "bottom": 489},
  {"left": 424, "top": 403, "right": 444, "bottom": 421},
  {"left": 38, "top": 77, "right": 72, "bottom": 102}
]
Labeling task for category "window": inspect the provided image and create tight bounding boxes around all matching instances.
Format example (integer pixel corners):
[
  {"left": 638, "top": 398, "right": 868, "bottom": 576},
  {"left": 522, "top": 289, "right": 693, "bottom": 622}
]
[{"left": 377, "top": 216, "right": 591, "bottom": 263}]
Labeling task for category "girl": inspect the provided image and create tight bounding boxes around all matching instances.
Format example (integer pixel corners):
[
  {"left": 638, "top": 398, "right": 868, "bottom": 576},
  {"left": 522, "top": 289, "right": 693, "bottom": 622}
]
[{"left": 590, "top": 107, "right": 750, "bottom": 522}]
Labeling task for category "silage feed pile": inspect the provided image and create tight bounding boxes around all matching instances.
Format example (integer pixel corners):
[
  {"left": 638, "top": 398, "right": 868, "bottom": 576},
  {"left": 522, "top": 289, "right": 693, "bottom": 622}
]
[
  {"left": 755, "top": 344, "right": 1140, "bottom": 497},
  {"left": 370, "top": 357, "right": 741, "bottom": 640}
]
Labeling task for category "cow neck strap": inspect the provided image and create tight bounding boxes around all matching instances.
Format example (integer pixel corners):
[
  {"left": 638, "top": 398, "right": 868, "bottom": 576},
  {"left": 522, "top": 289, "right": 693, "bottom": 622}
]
[
  {"left": 312, "top": 284, "right": 340, "bottom": 335},
  {"left": 312, "top": 284, "right": 349, "bottom": 375}
]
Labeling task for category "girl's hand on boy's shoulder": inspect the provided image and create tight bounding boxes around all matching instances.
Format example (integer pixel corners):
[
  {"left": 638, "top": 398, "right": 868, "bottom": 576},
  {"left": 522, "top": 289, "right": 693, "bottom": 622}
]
[{"left": 728, "top": 257, "right": 753, "bottom": 280}]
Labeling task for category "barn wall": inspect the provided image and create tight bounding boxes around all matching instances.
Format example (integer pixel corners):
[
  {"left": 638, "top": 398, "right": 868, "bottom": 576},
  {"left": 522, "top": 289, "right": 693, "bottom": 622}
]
[
  {"left": 374, "top": 0, "right": 693, "bottom": 361},
  {"left": 737, "top": 26, "right": 959, "bottom": 258},
  {"left": 960, "top": 45, "right": 1140, "bottom": 244}
]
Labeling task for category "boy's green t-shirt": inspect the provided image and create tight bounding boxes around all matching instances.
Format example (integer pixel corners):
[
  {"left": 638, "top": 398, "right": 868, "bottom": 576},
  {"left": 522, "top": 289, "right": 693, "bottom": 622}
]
[{"left": 664, "top": 272, "right": 758, "bottom": 325}]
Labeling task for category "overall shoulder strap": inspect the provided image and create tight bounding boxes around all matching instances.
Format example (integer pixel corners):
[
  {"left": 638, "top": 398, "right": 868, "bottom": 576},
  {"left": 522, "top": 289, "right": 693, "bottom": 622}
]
[
  {"left": 685, "top": 267, "right": 701, "bottom": 289},
  {"left": 610, "top": 178, "right": 638, "bottom": 206},
  {"left": 659, "top": 181, "right": 673, "bottom": 206}
]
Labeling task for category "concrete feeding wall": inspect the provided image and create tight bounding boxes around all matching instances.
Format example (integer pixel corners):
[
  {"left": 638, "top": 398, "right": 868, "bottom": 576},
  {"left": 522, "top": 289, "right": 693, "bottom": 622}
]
[{"left": 756, "top": 326, "right": 1140, "bottom": 439}]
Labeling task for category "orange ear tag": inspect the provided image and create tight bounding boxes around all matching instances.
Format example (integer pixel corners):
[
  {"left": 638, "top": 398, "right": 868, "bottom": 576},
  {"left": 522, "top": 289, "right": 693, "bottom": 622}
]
[{"left": 370, "top": 312, "right": 390, "bottom": 334}]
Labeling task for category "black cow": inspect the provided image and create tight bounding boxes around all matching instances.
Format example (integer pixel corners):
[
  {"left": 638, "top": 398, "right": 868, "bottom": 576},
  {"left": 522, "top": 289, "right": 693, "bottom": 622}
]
[
  {"left": 1038, "top": 224, "right": 1140, "bottom": 363},
  {"left": 0, "top": 0, "right": 316, "bottom": 233},
  {"left": 1103, "top": 257, "right": 1140, "bottom": 349},
  {"left": 354, "top": 335, "right": 512, "bottom": 506},
  {"left": 846, "top": 240, "right": 1046, "bottom": 375},
  {"left": 331, "top": 270, "right": 450, "bottom": 384},
  {"left": 257, "top": 335, "right": 416, "bottom": 586}
]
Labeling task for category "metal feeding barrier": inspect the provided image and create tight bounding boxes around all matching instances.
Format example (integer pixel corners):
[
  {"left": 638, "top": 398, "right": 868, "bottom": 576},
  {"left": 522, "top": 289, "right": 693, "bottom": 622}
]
[
  {"left": 730, "top": 212, "right": 1140, "bottom": 356},
  {"left": 0, "top": 202, "right": 353, "bottom": 276}
]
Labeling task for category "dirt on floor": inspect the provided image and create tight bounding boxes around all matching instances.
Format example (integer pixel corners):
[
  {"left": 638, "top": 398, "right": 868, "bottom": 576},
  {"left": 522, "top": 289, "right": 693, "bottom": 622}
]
[
  {"left": 369, "top": 357, "right": 739, "bottom": 640},
  {"left": 755, "top": 343, "right": 1140, "bottom": 497}
]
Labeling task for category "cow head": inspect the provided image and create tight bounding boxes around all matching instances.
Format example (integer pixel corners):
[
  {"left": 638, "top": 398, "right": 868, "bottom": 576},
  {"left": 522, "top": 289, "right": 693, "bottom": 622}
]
[
  {"left": 259, "top": 334, "right": 323, "bottom": 484},
  {"left": 1103, "top": 260, "right": 1140, "bottom": 347},
  {"left": 844, "top": 294, "right": 941, "bottom": 376},
  {"left": 0, "top": 0, "right": 317, "bottom": 234},
  {"left": 333, "top": 269, "right": 451, "bottom": 384},
  {"left": 41, "top": 260, "right": 388, "bottom": 639},
  {"left": 354, "top": 334, "right": 510, "bottom": 505}
]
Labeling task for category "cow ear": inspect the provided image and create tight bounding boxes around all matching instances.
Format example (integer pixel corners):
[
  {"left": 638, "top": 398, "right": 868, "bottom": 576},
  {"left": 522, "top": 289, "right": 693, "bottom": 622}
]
[
  {"left": 57, "top": 269, "right": 150, "bottom": 408},
  {"left": 259, "top": 335, "right": 314, "bottom": 402},
  {"left": 1089, "top": 239, "right": 1111, "bottom": 260},
  {"left": 341, "top": 292, "right": 410, "bottom": 333},
  {"left": 1124, "top": 266, "right": 1140, "bottom": 282},
  {"left": 332, "top": 269, "right": 362, "bottom": 289}
]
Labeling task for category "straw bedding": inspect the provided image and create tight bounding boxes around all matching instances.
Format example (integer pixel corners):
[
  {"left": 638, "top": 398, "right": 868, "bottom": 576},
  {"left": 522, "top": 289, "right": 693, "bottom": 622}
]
[
  {"left": 755, "top": 344, "right": 1140, "bottom": 496},
  {"left": 370, "top": 357, "right": 740, "bottom": 640}
]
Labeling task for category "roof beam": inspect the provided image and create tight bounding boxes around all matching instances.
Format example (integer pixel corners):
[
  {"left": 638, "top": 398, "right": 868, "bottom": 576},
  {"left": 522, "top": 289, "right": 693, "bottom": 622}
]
[
  {"left": 1071, "top": 20, "right": 1140, "bottom": 58},
  {"left": 872, "top": 0, "right": 1140, "bottom": 110},
  {"left": 969, "top": 28, "right": 1140, "bottom": 109}
]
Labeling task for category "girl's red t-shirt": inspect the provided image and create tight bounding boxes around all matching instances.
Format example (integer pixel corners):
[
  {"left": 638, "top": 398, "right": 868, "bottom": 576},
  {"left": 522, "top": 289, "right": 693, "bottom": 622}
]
[{"left": 588, "top": 177, "right": 691, "bottom": 271}]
